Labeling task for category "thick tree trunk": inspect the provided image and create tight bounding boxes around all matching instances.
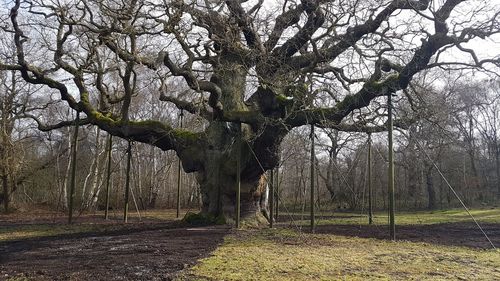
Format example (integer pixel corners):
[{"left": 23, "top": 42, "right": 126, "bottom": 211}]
[
  {"left": 188, "top": 120, "right": 274, "bottom": 224},
  {"left": 197, "top": 168, "right": 268, "bottom": 223},
  {"left": 179, "top": 61, "right": 284, "bottom": 225}
]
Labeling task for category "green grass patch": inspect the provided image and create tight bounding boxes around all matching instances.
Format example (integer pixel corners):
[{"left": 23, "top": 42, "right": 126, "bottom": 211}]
[
  {"left": 0, "top": 209, "right": 182, "bottom": 242},
  {"left": 183, "top": 228, "right": 500, "bottom": 280},
  {"left": 124, "top": 209, "right": 184, "bottom": 221},
  {"left": 0, "top": 223, "right": 127, "bottom": 242},
  {"left": 284, "top": 208, "right": 500, "bottom": 227}
]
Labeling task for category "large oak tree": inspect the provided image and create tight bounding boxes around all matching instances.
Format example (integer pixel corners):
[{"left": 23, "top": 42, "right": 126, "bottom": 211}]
[{"left": 1, "top": 0, "right": 499, "bottom": 222}]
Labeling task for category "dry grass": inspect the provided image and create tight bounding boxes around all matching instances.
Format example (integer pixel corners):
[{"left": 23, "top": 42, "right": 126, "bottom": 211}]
[
  {"left": 183, "top": 228, "right": 500, "bottom": 281},
  {"left": 286, "top": 208, "right": 500, "bottom": 226},
  {"left": 182, "top": 208, "right": 500, "bottom": 280},
  {"left": 0, "top": 224, "right": 109, "bottom": 242},
  {"left": 0, "top": 209, "right": 184, "bottom": 242}
]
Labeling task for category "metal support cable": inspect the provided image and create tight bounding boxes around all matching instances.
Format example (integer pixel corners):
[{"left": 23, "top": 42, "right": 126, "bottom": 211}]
[{"left": 400, "top": 129, "right": 497, "bottom": 249}]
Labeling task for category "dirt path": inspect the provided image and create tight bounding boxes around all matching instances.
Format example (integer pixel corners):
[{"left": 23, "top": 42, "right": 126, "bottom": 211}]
[{"left": 0, "top": 223, "right": 230, "bottom": 280}]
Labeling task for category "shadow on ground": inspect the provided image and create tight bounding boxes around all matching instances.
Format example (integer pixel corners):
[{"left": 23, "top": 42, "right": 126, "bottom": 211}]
[
  {"left": 310, "top": 222, "right": 500, "bottom": 249},
  {"left": 0, "top": 221, "right": 230, "bottom": 281}
]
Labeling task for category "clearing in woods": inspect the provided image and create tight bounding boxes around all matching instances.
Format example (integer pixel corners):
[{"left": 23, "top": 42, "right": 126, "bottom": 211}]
[{"left": 0, "top": 208, "right": 499, "bottom": 280}]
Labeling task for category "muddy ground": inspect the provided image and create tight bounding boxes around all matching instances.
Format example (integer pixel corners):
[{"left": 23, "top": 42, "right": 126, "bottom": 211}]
[
  {"left": 0, "top": 212, "right": 230, "bottom": 281},
  {"left": 312, "top": 222, "right": 500, "bottom": 249},
  {"left": 0, "top": 212, "right": 498, "bottom": 280}
]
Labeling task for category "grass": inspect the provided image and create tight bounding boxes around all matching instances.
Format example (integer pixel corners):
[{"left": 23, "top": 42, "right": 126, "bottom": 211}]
[
  {"left": 183, "top": 228, "right": 500, "bottom": 281},
  {"left": 1, "top": 208, "right": 499, "bottom": 280},
  {"left": 181, "top": 208, "right": 500, "bottom": 280},
  {"left": 125, "top": 208, "right": 186, "bottom": 220},
  {"left": 0, "top": 209, "right": 185, "bottom": 242},
  {"left": 283, "top": 207, "right": 500, "bottom": 226},
  {"left": 0, "top": 224, "right": 115, "bottom": 242}
]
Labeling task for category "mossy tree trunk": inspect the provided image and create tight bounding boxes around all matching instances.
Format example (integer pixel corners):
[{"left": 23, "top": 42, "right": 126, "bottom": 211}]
[
  {"left": 181, "top": 61, "right": 284, "bottom": 222},
  {"left": 190, "top": 124, "right": 282, "bottom": 222}
]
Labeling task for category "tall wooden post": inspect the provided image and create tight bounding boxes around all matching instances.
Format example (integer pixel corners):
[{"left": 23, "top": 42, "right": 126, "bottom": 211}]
[
  {"left": 275, "top": 167, "right": 279, "bottom": 221},
  {"left": 235, "top": 122, "right": 241, "bottom": 228},
  {"left": 68, "top": 112, "right": 80, "bottom": 224},
  {"left": 367, "top": 133, "right": 373, "bottom": 225},
  {"left": 310, "top": 124, "right": 315, "bottom": 233},
  {"left": 387, "top": 93, "right": 396, "bottom": 240},
  {"left": 124, "top": 140, "right": 132, "bottom": 223},
  {"left": 269, "top": 169, "right": 274, "bottom": 228},
  {"left": 176, "top": 109, "right": 184, "bottom": 218},
  {"left": 104, "top": 135, "right": 113, "bottom": 220}
]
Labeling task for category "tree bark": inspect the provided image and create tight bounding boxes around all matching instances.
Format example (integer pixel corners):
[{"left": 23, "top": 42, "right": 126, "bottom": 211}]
[
  {"left": 124, "top": 141, "right": 132, "bottom": 223},
  {"left": 324, "top": 150, "right": 337, "bottom": 201},
  {"left": 197, "top": 168, "right": 269, "bottom": 222},
  {"left": 495, "top": 140, "right": 500, "bottom": 200},
  {"left": 104, "top": 135, "right": 112, "bottom": 219},
  {"left": 2, "top": 174, "right": 8, "bottom": 213},
  {"left": 60, "top": 126, "right": 72, "bottom": 210},
  {"left": 68, "top": 112, "right": 80, "bottom": 224},
  {"left": 425, "top": 163, "right": 436, "bottom": 210},
  {"left": 83, "top": 128, "right": 105, "bottom": 210},
  {"left": 180, "top": 62, "right": 284, "bottom": 223}
]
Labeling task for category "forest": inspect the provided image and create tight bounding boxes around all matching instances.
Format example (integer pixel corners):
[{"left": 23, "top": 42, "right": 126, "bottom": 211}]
[{"left": 0, "top": 0, "right": 499, "bottom": 280}]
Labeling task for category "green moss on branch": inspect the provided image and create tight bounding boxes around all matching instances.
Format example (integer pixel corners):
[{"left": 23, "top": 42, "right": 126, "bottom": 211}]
[{"left": 173, "top": 129, "right": 201, "bottom": 142}]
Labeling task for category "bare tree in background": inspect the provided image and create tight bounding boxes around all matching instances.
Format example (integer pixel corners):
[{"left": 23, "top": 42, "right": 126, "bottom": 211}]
[{"left": 475, "top": 82, "right": 500, "bottom": 200}]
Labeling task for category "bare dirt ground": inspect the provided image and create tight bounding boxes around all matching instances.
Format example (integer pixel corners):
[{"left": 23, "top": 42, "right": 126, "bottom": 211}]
[
  {"left": 1, "top": 210, "right": 498, "bottom": 280},
  {"left": 311, "top": 222, "right": 500, "bottom": 249},
  {"left": 0, "top": 212, "right": 230, "bottom": 281}
]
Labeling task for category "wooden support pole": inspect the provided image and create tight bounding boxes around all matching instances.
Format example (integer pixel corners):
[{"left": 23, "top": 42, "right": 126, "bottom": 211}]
[
  {"left": 275, "top": 167, "right": 279, "bottom": 221},
  {"left": 176, "top": 109, "right": 184, "bottom": 218},
  {"left": 310, "top": 124, "right": 315, "bottom": 233},
  {"left": 68, "top": 112, "right": 80, "bottom": 224},
  {"left": 236, "top": 122, "right": 241, "bottom": 228},
  {"left": 104, "top": 134, "right": 113, "bottom": 220},
  {"left": 124, "top": 140, "right": 132, "bottom": 223},
  {"left": 388, "top": 93, "right": 396, "bottom": 240},
  {"left": 269, "top": 169, "right": 274, "bottom": 228},
  {"left": 368, "top": 133, "right": 373, "bottom": 225}
]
